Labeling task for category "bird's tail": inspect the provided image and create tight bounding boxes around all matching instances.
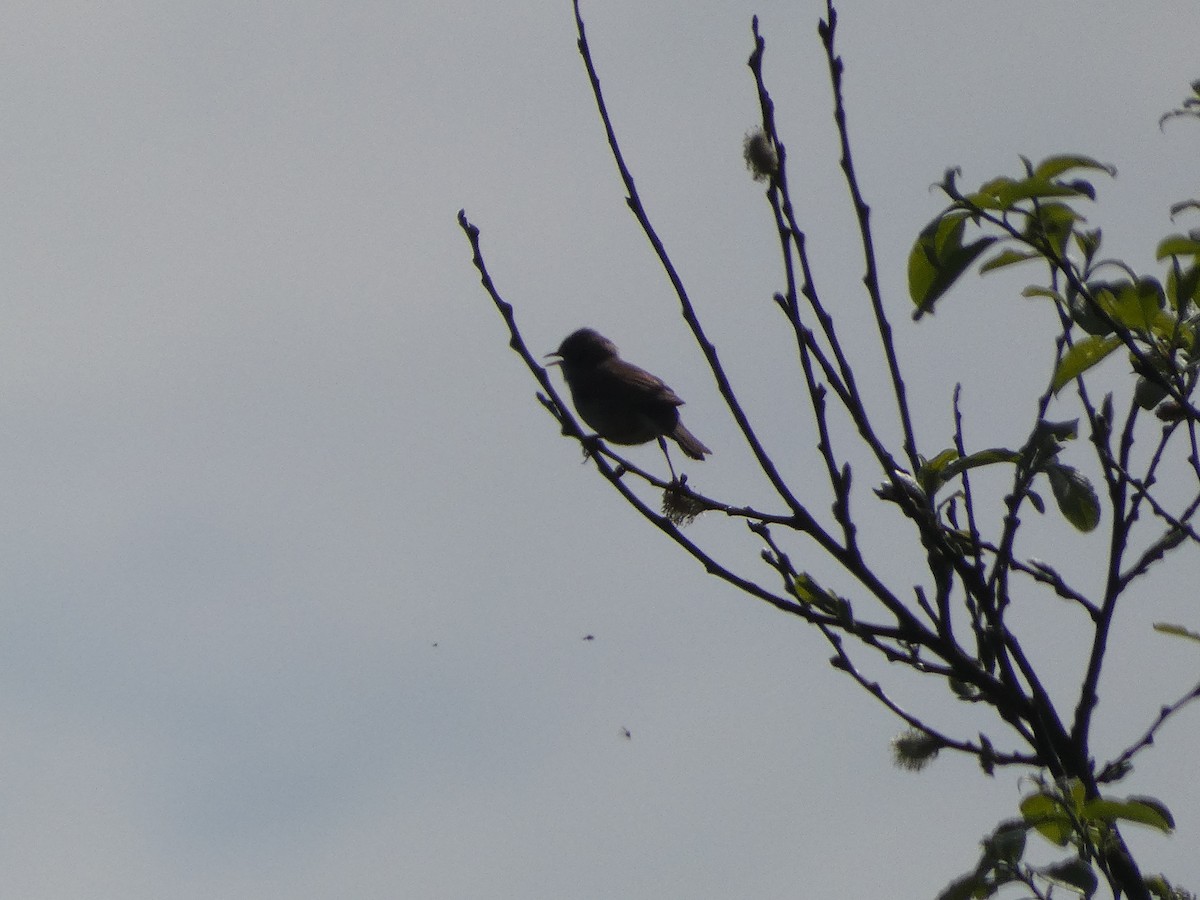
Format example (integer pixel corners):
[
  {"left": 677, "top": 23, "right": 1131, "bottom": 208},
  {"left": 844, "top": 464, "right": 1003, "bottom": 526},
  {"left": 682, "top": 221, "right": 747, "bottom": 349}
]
[{"left": 672, "top": 424, "right": 711, "bottom": 460}]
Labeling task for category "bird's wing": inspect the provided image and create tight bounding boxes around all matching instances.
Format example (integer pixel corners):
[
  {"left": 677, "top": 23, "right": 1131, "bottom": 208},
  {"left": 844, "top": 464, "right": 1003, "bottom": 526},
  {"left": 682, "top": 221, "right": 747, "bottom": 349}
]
[{"left": 614, "top": 363, "right": 685, "bottom": 408}]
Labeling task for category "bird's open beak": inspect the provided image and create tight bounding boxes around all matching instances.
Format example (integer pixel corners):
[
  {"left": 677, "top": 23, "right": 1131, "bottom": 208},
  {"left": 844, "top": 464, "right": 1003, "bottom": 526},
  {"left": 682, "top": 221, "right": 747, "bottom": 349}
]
[{"left": 544, "top": 351, "right": 562, "bottom": 366}]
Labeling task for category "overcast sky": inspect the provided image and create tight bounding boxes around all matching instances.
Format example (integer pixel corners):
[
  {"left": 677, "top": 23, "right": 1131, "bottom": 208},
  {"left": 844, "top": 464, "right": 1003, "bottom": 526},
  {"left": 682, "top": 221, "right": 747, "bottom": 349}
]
[{"left": 2, "top": 2, "right": 1198, "bottom": 898}]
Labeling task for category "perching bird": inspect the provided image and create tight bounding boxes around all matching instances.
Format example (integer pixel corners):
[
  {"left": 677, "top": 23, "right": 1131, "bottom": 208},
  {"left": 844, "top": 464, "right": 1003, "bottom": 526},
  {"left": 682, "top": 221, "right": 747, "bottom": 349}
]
[{"left": 547, "top": 328, "right": 710, "bottom": 479}]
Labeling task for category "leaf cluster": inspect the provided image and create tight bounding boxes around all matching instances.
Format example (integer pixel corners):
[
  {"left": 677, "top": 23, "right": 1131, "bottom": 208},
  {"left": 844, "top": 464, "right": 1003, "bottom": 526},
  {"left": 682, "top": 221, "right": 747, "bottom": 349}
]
[{"left": 909, "top": 156, "right": 1200, "bottom": 421}]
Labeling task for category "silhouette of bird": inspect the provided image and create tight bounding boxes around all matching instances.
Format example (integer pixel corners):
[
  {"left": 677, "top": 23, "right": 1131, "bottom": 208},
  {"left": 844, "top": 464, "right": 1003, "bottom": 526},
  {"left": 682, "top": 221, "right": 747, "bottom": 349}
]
[{"left": 547, "top": 328, "right": 710, "bottom": 479}]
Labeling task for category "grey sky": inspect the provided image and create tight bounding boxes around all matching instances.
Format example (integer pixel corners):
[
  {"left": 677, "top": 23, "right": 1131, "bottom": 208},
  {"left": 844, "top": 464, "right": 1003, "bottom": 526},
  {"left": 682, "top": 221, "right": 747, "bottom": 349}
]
[{"left": 1, "top": 1, "right": 1197, "bottom": 897}]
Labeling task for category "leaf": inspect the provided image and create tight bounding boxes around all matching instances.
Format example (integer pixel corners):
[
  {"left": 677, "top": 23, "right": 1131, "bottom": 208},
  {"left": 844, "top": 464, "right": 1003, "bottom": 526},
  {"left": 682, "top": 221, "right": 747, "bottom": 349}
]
[
  {"left": 1101, "top": 279, "right": 1173, "bottom": 336},
  {"left": 918, "top": 448, "right": 961, "bottom": 493},
  {"left": 1032, "top": 154, "right": 1116, "bottom": 181},
  {"left": 1127, "top": 796, "right": 1175, "bottom": 831},
  {"left": 1152, "top": 621, "right": 1200, "bottom": 644},
  {"left": 1032, "top": 418, "right": 1079, "bottom": 446},
  {"left": 1133, "top": 376, "right": 1170, "bottom": 410},
  {"left": 968, "top": 177, "right": 1086, "bottom": 211},
  {"left": 1052, "top": 336, "right": 1122, "bottom": 392},
  {"left": 937, "top": 874, "right": 990, "bottom": 900},
  {"left": 1079, "top": 278, "right": 1179, "bottom": 343},
  {"left": 792, "top": 572, "right": 826, "bottom": 606},
  {"left": 909, "top": 214, "right": 999, "bottom": 318},
  {"left": 1081, "top": 796, "right": 1175, "bottom": 833},
  {"left": 918, "top": 447, "right": 1018, "bottom": 499},
  {"left": 1023, "top": 285, "right": 1066, "bottom": 303},
  {"left": 1023, "top": 202, "right": 1079, "bottom": 255},
  {"left": 1166, "top": 263, "right": 1200, "bottom": 314},
  {"left": 1019, "top": 792, "right": 1072, "bottom": 846},
  {"left": 967, "top": 176, "right": 1018, "bottom": 210},
  {"left": 979, "top": 820, "right": 1028, "bottom": 868},
  {"left": 1146, "top": 875, "right": 1196, "bottom": 900},
  {"left": 942, "top": 448, "right": 1020, "bottom": 484},
  {"left": 1069, "top": 285, "right": 1117, "bottom": 336},
  {"left": 792, "top": 573, "right": 850, "bottom": 619},
  {"left": 1156, "top": 234, "right": 1200, "bottom": 259},
  {"left": 1074, "top": 227, "right": 1102, "bottom": 265},
  {"left": 1039, "top": 857, "right": 1098, "bottom": 897},
  {"left": 1046, "top": 464, "right": 1101, "bottom": 532},
  {"left": 980, "top": 248, "right": 1041, "bottom": 273}
]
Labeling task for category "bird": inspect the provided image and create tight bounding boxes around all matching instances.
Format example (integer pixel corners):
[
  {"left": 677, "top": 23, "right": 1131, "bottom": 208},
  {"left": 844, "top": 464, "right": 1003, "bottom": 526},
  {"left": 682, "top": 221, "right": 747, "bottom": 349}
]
[{"left": 547, "top": 328, "right": 710, "bottom": 479}]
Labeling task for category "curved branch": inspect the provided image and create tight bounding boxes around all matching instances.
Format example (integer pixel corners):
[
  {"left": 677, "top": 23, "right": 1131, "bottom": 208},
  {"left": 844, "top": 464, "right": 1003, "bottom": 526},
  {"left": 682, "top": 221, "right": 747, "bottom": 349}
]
[{"left": 572, "top": 0, "right": 810, "bottom": 522}]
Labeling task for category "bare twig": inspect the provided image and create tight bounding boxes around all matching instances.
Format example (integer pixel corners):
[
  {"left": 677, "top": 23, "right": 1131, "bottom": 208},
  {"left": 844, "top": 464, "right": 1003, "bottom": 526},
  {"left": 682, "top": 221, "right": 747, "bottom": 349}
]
[
  {"left": 1099, "top": 678, "right": 1200, "bottom": 781},
  {"left": 572, "top": 0, "right": 809, "bottom": 522},
  {"left": 819, "top": 2, "right": 919, "bottom": 473}
]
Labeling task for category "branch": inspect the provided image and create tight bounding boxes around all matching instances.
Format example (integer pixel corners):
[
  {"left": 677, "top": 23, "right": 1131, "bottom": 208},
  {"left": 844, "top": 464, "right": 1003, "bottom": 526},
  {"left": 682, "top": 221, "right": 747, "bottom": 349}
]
[
  {"left": 571, "top": 0, "right": 808, "bottom": 521},
  {"left": 1098, "top": 678, "right": 1200, "bottom": 781},
  {"left": 460, "top": 209, "right": 888, "bottom": 629},
  {"left": 748, "top": 21, "right": 900, "bottom": 552},
  {"left": 825, "top": 630, "right": 1038, "bottom": 770},
  {"left": 819, "top": 2, "right": 919, "bottom": 472}
]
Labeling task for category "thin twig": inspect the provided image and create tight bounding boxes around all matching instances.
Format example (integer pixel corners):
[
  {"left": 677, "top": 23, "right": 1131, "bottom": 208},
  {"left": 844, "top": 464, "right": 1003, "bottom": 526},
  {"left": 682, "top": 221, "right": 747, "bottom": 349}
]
[
  {"left": 819, "top": 2, "right": 919, "bottom": 472},
  {"left": 1099, "top": 678, "right": 1200, "bottom": 781},
  {"left": 824, "top": 631, "right": 1038, "bottom": 769},
  {"left": 572, "top": 0, "right": 808, "bottom": 522}
]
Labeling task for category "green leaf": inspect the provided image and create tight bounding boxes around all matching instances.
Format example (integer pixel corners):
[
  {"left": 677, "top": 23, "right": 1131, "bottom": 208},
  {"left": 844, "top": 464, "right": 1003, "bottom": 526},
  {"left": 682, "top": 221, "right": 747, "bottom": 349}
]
[
  {"left": 1023, "top": 285, "right": 1066, "bottom": 303},
  {"left": 1101, "top": 279, "right": 1173, "bottom": 336},
  {"left": 1074, "top": 227, "right": 1102, "bottom": 265},
  {"left": 1046, "top": 464, "right": 1101, "bottom": 532},
  {"left": 918, "top": 447, "right": 1021, "bottom": 497},
  {"left": 1040, "top": 857, "right": 1098, "bottom": 897},
  {"left": 1081, "top": 796, "right": 1175, "bottom": 833},
  {"left": 1166, "top": 263, "right": 1200, "bottom": 314},
  {"left": 792, "top": 573, "right": 850, "bottom": 619},
  {"left": 937, "top": 873, "right": 990, "bottom": 900},
  {"left": 792, "top": 572, "right": 826, "bottom": 606},
  {"left": 1020, "top": 792, "right": 1073, "bottom": 845},
  {"left": 1032, "top": 154, "right": 1116, "bottom": 181},
  {"left": 1052, "top": 336, "right": 1122, "bottom": 392},
  {"left": 1023, "top": 202, "right": 1079, "bottom": 255},
  {"left": 967, "top": 176, "right": 1018, "bottom": 210},
  {"left": 968, "top": 177, "right": 1086, "bottom": 211},
  {"left": 1068, "top": 284, "right": 1115, "bottom": 336},
  {"left": 1156, "top": 234, "right": 1200, "bottom": 259},
  {"left": 1127, "top": 796, "right": 1176, "bottom": 832},
  {"left": 1079, "top": 279, "right": 1181, "bottom": 343},
  {"left": 942, "top": 448, "right": 1020, "bottom": 484},
  {"left": 918, "top": 448, "right": 961, "bottom": 493},
  {"left": 1153, "top": 621, "right": 1200, "bottom": 644},
  {"left": 1146, "top": 874, "right": 1197, "bottom": 900},
  {"left": 980, "top": 248, "right": 1041, "bottom": 273},
  {"left": 1134, "top": 376, "right": 1170, "bottom": 410},
  {"left": 909, "top": 214, "right": 998, "bottom": 318},
  {"left": 979, "top": 820, "right": 1028, "bottom": 868}
]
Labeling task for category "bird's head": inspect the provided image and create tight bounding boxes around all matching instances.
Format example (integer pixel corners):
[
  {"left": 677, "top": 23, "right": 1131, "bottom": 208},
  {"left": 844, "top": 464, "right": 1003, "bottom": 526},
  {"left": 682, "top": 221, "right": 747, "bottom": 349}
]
[{"left": 546, "top": 328, "right": 619, "bottom": 369}]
